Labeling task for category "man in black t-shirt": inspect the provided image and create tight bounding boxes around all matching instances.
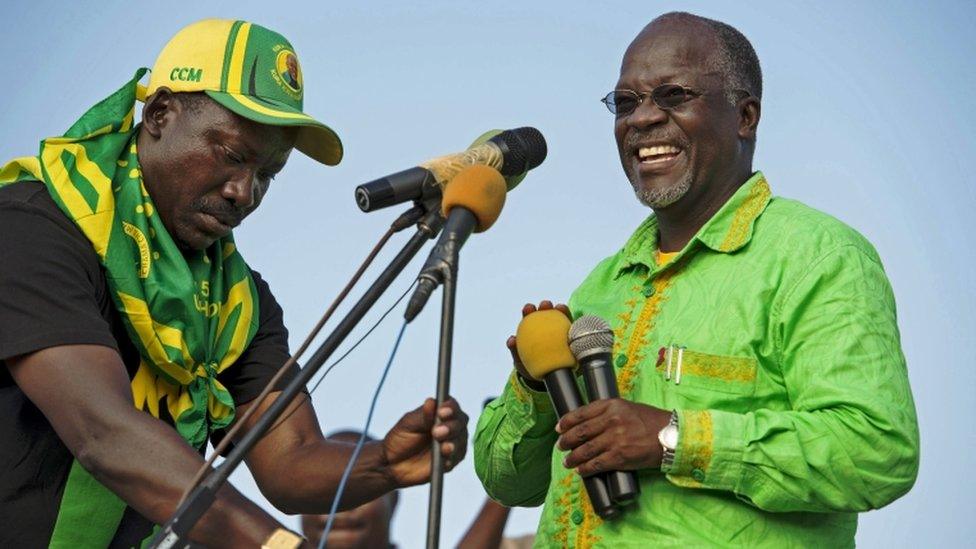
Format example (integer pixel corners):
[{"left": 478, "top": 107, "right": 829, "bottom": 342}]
[{"left": 0, "top": 19, "right": 468, "bottom": 548}]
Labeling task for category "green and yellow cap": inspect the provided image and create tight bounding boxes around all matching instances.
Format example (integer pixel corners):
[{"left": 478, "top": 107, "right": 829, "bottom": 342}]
[{"left": 147, "top": 19, "right": 342, "bottom": 165}]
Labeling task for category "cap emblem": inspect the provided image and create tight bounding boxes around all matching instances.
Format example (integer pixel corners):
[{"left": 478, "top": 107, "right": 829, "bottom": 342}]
[{"left": 274, "top": 48, "right": 303, "bottom": 97}]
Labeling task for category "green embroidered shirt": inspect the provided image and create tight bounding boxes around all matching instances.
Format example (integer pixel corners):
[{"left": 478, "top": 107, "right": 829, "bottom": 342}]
[{"left": 474, "top": 173, "right": 919, "bottom": 548}]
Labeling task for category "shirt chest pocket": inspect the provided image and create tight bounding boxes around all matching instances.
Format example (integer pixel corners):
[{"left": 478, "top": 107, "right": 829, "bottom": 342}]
[{"left": 654, "top": 345, "right": 759, "bottom": 411}]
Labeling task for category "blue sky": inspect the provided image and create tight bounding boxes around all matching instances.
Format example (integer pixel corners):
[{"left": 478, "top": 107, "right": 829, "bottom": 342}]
[{"left": 2, "top": 1, "right": 973, "bottom": 546}]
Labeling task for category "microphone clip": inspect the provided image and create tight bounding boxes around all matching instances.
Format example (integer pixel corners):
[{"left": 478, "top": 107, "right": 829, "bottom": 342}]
[{"left": 404, "top": 227, "right": 462, "bottom": 322}]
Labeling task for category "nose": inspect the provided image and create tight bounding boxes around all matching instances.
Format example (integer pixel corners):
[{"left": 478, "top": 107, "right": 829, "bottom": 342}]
[
  {"left": 221, "top": 171, "right": 259, "bottom": 210},
  {"left": 624, "top": 97, "right": 668, "bottom": 129}
]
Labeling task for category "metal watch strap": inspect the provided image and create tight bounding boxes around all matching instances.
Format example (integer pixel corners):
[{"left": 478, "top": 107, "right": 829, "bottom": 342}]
[{"left": 660, "top": 410, "right": 679, "bottom": 468}]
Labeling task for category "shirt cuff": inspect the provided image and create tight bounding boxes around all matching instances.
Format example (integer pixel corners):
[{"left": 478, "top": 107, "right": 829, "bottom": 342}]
[{"left": 663, "top": 409, "right": 747, "bottom": 492}]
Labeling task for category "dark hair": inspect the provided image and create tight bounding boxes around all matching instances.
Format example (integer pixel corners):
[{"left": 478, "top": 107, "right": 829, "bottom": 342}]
[
  {"left": 173, "top": 91, "right": 216, "bottom": 114},
  {"left": 655, "top": 12, "right": 763, "bottom": 104}
]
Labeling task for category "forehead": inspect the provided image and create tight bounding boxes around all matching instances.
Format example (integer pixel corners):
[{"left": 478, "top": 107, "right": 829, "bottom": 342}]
[
  {"left": 618, "top": 22, "right": 720, "bottom": 86},
  {"left": 185, "top": 98, "right": 297, "bottom": 160}
]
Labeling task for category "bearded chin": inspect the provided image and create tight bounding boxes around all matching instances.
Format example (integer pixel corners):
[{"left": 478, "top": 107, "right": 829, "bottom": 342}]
[{"left": 631, "top": 173, "right": 692, "bottom": 209}]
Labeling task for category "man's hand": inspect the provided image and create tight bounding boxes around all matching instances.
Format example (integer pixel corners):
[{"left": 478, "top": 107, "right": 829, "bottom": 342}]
[
  {"left": 556, "top": 399, "right": 671, "bottom": 476},
  {"left": 506, "top": 300, "right": 571, "bottom": 389},
  {"left": 381, "top": 397, "right": 469, "bottom": 487}
]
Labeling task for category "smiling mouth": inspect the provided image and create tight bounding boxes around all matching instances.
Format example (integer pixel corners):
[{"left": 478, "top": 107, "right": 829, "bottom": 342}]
[{"left": 636, "top": 144, "right": 683, "bottom": 165}]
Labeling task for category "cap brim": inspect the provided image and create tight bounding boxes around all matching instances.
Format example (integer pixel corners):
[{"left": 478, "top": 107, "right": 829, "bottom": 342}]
[{"left": 205, "top": 90, "right": 343, "bottom": 166}]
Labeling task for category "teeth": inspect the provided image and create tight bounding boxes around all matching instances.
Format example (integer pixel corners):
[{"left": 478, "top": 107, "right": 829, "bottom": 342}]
[{"left": 638, "top": 145, "right": 681, "bottom": 160}]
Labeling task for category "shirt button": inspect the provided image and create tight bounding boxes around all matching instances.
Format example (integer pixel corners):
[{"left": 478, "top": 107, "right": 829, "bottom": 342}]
[
  {"left": 642, "top": 284, "right": 656, "bottom": 297},
  {"left": 692, "top": 468, "right": 706, "bottom": 482},
  {"left": 615, "top": 355, "right": 628, "bottom": 368},
  {"left": 571, "top": 510, "right": 584, "bottom": 525}
]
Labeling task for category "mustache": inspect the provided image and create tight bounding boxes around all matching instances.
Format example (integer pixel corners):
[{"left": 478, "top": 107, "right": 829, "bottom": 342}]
[
  {"left": 623, "top": 131, "right": 689, "bottom": 150},
  {"left": 192, "top": 198, "right": 244, "bottom": 227}
]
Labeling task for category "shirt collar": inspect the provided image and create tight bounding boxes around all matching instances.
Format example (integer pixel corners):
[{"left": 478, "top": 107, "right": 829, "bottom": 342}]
[{"left": 615, "top": 171, "right": 772, "bottom": 278}]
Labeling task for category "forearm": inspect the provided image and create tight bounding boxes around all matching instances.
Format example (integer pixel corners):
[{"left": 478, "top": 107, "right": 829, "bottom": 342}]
[
  {"left": 74, "top": 407, "right": 279, "bottom": 546},
  {"left": 251, "top": 439, "right": 396, "bottom": 514},
  {"left": 665, "top": 406, "right": 919, "bottom": 513},
  {"left": 8, "top": 345, "right": 284, "bottom": 547},
  {"left": 474, "top": 371, "right": 558, "bottom": 506}
]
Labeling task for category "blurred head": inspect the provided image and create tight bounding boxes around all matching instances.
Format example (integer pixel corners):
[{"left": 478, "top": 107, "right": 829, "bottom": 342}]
[
  {"left": 613, "top": 12, "right": 762, "bottom": 210},
  {"left": 300, "top": 431, "right": 400, "bottom": 549}
]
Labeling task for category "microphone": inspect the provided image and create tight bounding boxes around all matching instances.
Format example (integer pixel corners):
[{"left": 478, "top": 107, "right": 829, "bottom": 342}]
[
  {"left": 355, "top": 127, "right": 547, "bottom": 212},
  {"left": 568, "top": 315, "right": 641, "bottom": 505},
  {"left": 515, "top": 309, "right": 620, "bottom": 520},
  {"left": 404, "top": 165, "right": 507, "bottom": 322}
]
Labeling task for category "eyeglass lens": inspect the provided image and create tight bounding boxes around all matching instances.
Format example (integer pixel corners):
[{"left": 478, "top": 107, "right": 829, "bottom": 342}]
[{"left": 604, "top": 85, "right": 694, "bottom": 115}]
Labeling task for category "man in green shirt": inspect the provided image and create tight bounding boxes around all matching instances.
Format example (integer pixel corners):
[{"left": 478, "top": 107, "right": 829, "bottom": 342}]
[{"left": 474, "top": 12, "right": 919, "bottom": 547}]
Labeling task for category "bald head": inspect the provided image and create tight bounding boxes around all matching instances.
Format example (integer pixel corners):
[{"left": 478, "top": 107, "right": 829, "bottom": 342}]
[{"left": 630, "top": 12, "right": 762, "bottom": 105}]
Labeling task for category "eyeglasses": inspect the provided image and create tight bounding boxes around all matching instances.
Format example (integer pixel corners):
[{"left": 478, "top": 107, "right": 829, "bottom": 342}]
[
  {"left": 602, "top": 86, "right": 753, "bottom": 115},
  {"left": 600, "top": 85, "right": 707, "bottom": 116}
]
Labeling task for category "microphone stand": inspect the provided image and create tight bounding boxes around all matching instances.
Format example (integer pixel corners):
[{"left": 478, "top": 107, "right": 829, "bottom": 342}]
[
  {"left": 405, "top": 222, "right": 468, "bottom": 549},
  {"left": 424, "top": 263, "right": 456, "bottom": 549},
  {"left": 148, "top": 201, "right": 444, "bottom": 549}
]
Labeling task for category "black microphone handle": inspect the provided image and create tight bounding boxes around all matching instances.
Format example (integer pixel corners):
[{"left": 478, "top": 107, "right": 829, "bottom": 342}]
[
  {"left": 543, "top": 368, "right": 620, "bottom": 520},
  {"left": 356, "top": 166, "right": 439, "bottom": 213},
  {"left": 578, "top": 352, "right": 641, "bottom": 504}
]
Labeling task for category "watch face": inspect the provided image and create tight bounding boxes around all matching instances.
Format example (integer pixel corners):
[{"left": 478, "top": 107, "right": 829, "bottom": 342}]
[{"left": 660, "top": 424, "right": 679, "bottom": 449}]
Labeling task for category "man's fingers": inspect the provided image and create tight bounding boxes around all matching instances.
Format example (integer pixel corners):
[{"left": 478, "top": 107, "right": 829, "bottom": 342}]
[
  {"left": 437, "top": 397, "right": 462, "bottom": 420},
  {"left": 507, "top": 335, "right": 522, "bottom": 365},
  {"left": 431, "top": 398, "right": 467, "bottom": 441},
  {"left": 433, "top": 415, "right": 467, "bottom": 439},
  {"left": 521, "top": 303, "right": 537, "bottom": 317},
  {"left": 416, "top": 397, "right": 437, "bottom": 427},
  {"left": 538, "top": 300, "right": 554, "bottom": 310},
  {"left": 562, "top": 434, "right": 611, "bottom": 469},
  {"left": 575, "top": 452, "right": 614, "bottom": 478},
  {"left": 555, "top": 303, "right": 571, "bottom": 318},
  {"left": 557, "top": 413, "right": 609, "bottom": 452},
  {"left": 556, "top": 400, "right": 608, "bottom": 434}
]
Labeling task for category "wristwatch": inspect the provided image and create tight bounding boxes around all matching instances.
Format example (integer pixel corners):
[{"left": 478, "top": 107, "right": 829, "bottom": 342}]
[
  {"left": 657, "top": 410, "right": 680, "bottom": 468},
  {"left": 262, "top": 528, "right": 305, "bottom": 549}
]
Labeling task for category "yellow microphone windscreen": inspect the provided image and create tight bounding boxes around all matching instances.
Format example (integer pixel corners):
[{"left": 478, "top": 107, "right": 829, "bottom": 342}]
[
  {"left": 516, "top": 309, "right": 576, "bottom": 380},
  {"left": 441, "top": 164, "right": 506, "bottom": 232}
]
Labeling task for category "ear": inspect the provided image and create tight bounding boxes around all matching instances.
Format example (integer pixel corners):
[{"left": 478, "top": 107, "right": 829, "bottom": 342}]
[
  {"left": 141, "top": 88, "right": 180, "bottom": 138},
  {"left": 737, "top": 96, "right": 761, "bottom": 140}
]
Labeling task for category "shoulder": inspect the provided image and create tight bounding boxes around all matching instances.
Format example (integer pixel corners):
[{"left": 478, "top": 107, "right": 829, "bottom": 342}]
[
  {"left": 755, "top": 196, "right": 883, "bottom": 265},
  {"left": 0, "top": 181, "right": 90, "bottom": 244}
]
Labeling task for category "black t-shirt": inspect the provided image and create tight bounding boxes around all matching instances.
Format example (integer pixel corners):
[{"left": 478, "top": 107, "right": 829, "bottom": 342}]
[{"left": 0, "top": 181, "right": 299, "bottom": 547}]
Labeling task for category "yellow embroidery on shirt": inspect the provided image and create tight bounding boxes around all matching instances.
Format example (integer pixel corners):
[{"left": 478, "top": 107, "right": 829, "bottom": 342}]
[
  {"left": 619, "top": 272, "right": 676, "bottom": 396},
  {"left": 509, "top": 370, "right": 530, "bottom": 404},
  {"left": 654, "top": 350, "right": 757, "bottom": 383},
  {"left": 574, "top": 476, "right": 604, "bottom": 548},
  {"left": 552, "top": 473, "right": 574, "bottom": 547},
  {"left": 669, "top": 410, "right": 714, "bottom": 488},
  {"left": 719, "top": 175, "right": 771, "bottom": 251}
]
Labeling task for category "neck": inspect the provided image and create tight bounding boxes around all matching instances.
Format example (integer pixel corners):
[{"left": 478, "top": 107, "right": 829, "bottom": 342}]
[{"left": 654, "top": 165, "right": 753, "bottom": 252}]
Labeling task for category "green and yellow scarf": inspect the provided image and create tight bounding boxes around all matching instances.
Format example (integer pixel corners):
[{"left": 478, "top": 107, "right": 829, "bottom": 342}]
[{"left": 1, "top": 68, "right": 259, "bottom": 545}]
